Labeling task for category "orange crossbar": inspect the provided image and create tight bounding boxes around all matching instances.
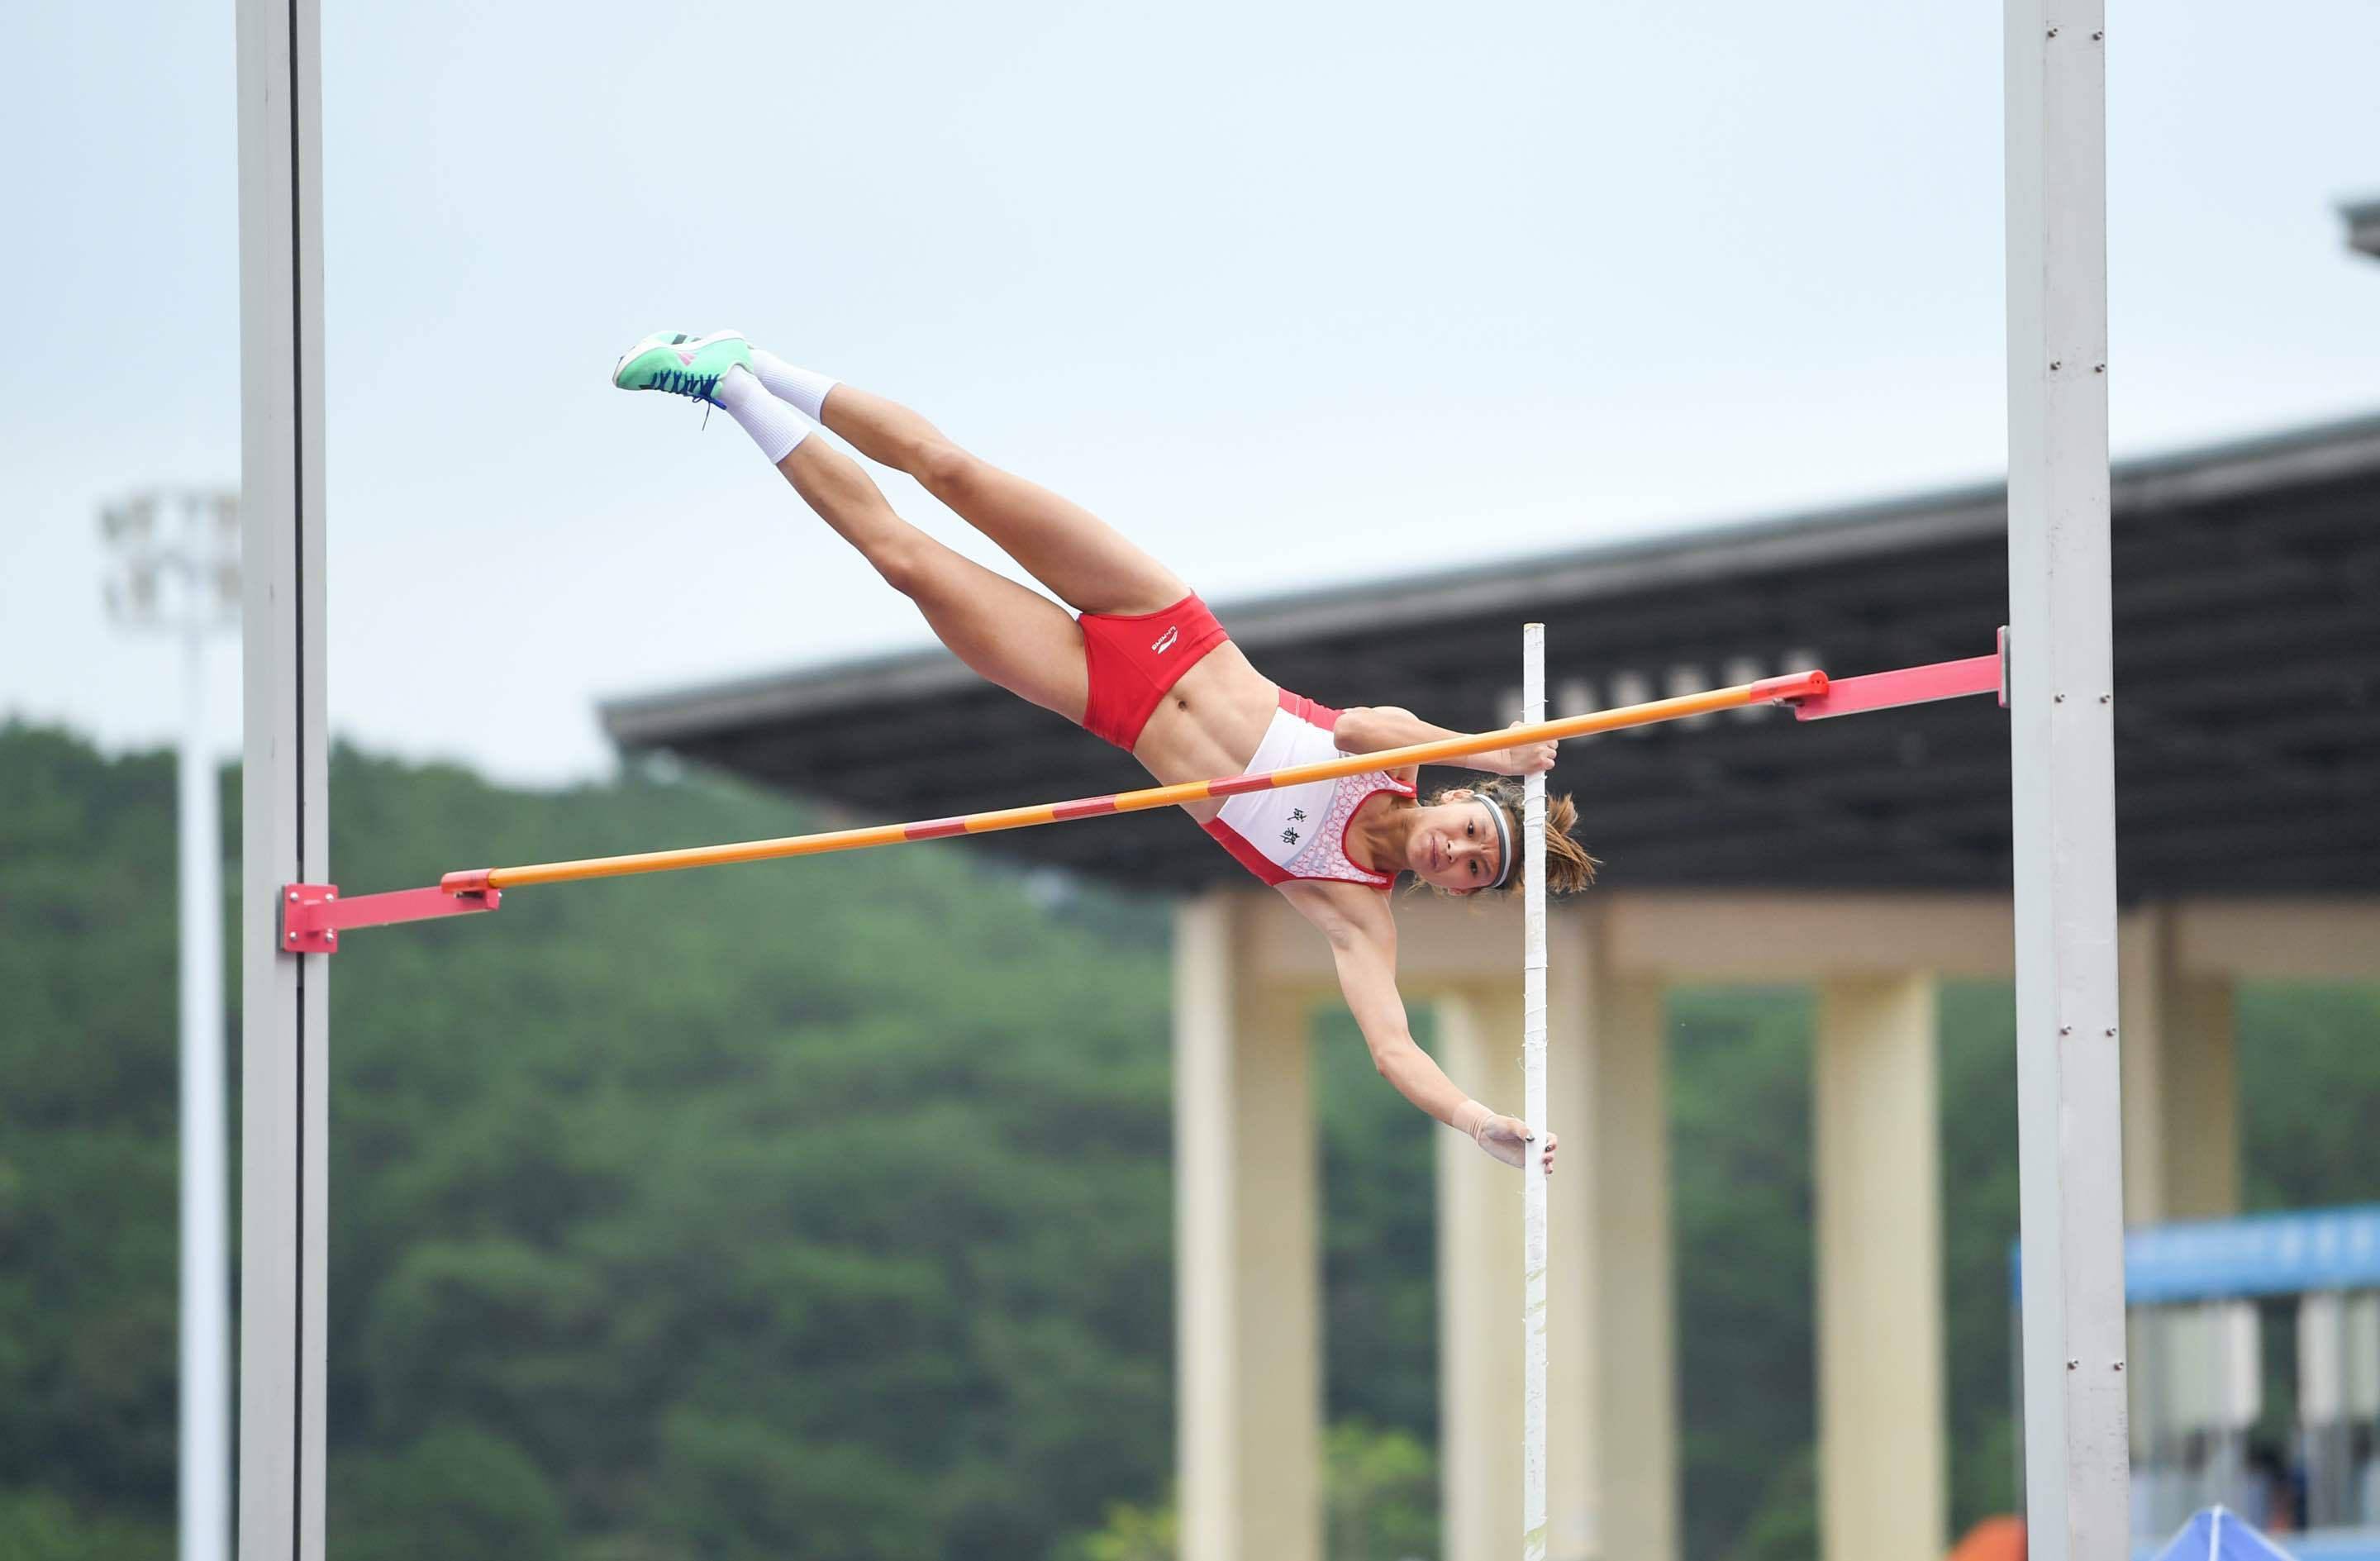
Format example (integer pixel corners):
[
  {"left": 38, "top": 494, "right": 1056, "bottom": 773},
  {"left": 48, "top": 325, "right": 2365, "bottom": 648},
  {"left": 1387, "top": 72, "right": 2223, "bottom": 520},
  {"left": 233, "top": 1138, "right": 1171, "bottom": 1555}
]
[{"left": 442, "top": 669, "right": 1829, "bottom": 893}]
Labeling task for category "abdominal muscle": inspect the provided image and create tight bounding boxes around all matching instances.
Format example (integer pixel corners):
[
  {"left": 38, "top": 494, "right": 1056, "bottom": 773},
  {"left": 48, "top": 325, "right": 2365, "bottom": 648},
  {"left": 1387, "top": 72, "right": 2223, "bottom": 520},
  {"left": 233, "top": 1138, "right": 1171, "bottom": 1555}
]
[
  {"left": 1129, "top": 647, "right": 1408, "bottom": 903},
  {"left": 1126, "top": 642, "right": 1284, "bottom": 824}
]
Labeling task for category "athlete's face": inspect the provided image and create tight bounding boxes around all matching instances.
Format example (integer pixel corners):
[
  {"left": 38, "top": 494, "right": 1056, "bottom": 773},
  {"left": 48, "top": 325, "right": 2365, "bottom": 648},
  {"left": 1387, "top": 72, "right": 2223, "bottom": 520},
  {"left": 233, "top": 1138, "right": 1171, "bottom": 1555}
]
[{"left": 1408, "top": 795, "right": 1507, "bottom": 894}]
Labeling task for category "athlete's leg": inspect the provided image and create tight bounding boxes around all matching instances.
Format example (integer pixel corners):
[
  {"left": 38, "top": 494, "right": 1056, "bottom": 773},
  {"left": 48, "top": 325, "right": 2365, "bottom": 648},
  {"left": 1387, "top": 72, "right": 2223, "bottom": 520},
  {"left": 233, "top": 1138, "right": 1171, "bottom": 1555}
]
[
  {"left": 612, "top": 341, "right": 1090, "bottom": 718},
  {"left": 776, "top": 435, "right": 1089, "bottom": 724},
  {"left": 764, "top": 364, "right": 1189, "bottom": 618}
]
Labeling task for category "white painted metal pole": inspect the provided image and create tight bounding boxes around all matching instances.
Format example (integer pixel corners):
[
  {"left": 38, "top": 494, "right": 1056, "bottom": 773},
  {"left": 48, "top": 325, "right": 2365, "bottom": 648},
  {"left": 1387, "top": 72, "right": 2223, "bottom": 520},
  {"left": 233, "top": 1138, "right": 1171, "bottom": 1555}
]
[
  {"left": 2005, "top": 3, "right": 2130, "bottom": 1559},
  {"left": 1521, "top": 624, "right": 1549, "bottom": 1560},
  {"left": 178, "top": 612, "right": 228, "bottom": 1561},
  {"left": 237, "top": 0, "right": 330, "bottom": 1553}
]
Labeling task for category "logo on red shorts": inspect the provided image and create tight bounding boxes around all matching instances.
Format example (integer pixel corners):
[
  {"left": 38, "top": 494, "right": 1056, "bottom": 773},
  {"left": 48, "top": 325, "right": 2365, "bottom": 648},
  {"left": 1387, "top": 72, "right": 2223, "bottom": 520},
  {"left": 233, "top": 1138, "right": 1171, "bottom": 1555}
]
[{"left": 1152, "top": 626, "right": 1180, "bottom": 654}]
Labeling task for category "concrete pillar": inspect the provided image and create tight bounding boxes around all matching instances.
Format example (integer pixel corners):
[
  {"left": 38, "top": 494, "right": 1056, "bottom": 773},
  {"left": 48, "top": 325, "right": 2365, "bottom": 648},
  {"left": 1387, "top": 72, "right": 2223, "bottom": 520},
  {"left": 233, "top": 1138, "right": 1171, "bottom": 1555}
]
[
  {"left": 2158, "top": 975, "right": 2239, "bottom": 1222},
  {"left": 1437, "top": 989, "right": 1526, "bottom": 1561},
  {"left": 1814, "top": 975, "right": 1946, "bottom": 1561},
  {"left": 2118, "top": 908, "right": 2240, "bottom": 1225},
  {"left": 1174, "top": 892, "right": 1321, "bottom": 1561},
  {"left": 1436, "top": 912, "right": 1678, "bottom": 1561},
  {"left": 2118, "top": 912, "right": 2168, "bottom": 1229},
  {"left": 1578, "top": 966, "right": 1678, "bottom": 1561}
]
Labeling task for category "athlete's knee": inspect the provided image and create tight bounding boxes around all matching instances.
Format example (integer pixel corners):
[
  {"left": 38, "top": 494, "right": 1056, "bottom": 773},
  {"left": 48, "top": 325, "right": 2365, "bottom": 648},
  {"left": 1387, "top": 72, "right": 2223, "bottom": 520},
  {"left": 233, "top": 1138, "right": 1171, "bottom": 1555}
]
[
  {"left": 910, "top": 438, "right": 984, "bottom": 497},
  {"left": 869, "top": 535, "right": 940, "bottom": 599}
]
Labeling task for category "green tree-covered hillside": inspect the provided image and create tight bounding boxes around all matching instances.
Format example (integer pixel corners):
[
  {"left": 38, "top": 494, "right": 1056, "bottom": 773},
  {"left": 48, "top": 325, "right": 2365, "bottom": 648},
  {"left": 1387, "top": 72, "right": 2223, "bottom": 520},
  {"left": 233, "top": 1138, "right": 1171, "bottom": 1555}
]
[{"left": 6, "top": 725, "right": 1178, "bottom": 1559}]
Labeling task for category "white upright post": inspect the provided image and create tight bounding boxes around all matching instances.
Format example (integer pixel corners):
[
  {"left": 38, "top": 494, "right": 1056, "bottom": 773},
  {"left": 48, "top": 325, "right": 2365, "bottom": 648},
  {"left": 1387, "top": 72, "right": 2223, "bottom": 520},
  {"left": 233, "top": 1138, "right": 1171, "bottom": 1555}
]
[
  {"left": 2005, "top": 4, "right": 2130, "bottom": 1559},
  {"left": 1521, "top": 623, "right": 1549, "bottom": 1560},
  {"left": 179, "top": 606, "right": 228, "bottom": 1561},
  {"left": 236, "top": 0, "right": 330, "bottom": 1554}
]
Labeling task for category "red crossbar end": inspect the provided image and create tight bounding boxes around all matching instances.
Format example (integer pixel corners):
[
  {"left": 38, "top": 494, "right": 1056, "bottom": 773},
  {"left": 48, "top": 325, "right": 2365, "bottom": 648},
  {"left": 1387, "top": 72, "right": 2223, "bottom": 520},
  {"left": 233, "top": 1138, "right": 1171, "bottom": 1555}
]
[
  {"left": 1749, "top": 669, "right": 1830, "bottom": 704},
  {"left": 1751, "top": 666, "right": 1837, "bottom": 704},
  {"left": 280, "top": 881, "right": 502, "bottom": 954},
  {"left": 441, "top": 868, "right": 494, "bottom": 895},
  {"left": 1792, "top": 652, "right": 2005, "bottom": 721}
]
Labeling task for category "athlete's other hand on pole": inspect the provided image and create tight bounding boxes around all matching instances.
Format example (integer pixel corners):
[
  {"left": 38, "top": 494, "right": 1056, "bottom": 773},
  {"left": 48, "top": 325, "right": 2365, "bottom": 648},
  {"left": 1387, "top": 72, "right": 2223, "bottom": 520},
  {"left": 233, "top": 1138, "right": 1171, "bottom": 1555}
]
[
  {"left": 1488, "top": 722, "right": 1558, "bottom": 776},
  {"left": 1475, "top": 1114, "right": 1559, "bottom": 1174}
]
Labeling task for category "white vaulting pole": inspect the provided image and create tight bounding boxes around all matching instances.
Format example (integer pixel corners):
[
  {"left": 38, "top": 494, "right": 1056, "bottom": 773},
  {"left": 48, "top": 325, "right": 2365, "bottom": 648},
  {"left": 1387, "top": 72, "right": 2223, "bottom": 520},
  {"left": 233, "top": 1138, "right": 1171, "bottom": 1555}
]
[{"left": 1521, "top": 624, "right": 1549, "bottom": 1560}]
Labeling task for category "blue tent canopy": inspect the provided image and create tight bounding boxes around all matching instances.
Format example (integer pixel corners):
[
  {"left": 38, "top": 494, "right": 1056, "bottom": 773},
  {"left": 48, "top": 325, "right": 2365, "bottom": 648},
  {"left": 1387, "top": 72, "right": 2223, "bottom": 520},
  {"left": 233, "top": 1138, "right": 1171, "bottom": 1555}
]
[{"left": 2153, "top": 1507, "right": 2299, "bottom": 1561}]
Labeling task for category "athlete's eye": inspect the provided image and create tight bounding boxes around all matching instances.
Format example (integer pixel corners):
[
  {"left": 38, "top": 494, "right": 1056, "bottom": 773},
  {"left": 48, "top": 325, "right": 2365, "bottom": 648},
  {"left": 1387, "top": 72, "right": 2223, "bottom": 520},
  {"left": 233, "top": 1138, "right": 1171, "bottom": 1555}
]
[{"left": 1469, "top": 860, "right": 1480, "bottom": 878}]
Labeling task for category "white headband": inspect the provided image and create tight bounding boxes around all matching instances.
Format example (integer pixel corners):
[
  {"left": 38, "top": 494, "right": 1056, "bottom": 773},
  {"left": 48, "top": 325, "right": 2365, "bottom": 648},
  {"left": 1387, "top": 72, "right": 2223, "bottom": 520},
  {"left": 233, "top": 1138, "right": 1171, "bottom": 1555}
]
[{"left": 1480, "top": 797, "right": 1515, "bottom": 891}]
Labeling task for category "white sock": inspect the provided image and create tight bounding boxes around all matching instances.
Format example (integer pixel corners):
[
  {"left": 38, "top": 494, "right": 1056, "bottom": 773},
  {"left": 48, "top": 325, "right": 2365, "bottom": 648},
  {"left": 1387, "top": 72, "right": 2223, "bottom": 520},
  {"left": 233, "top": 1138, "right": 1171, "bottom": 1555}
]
[
  {"left": 714, "top": 365, "right": 811, "bottom": 464},
  {"left": 750, "top": 349, "right": 840, "bottom": 422}
]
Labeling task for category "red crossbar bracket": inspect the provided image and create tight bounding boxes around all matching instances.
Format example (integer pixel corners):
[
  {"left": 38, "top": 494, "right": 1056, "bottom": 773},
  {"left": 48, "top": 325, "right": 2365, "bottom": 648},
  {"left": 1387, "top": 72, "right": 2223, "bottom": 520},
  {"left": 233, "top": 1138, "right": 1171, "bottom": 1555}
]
[
  {"left": 279, "top": 882, "right": 502, "bottom": 954},
  {"left": 1792, "top": 651, "right": 2004, "bottom": 721}
]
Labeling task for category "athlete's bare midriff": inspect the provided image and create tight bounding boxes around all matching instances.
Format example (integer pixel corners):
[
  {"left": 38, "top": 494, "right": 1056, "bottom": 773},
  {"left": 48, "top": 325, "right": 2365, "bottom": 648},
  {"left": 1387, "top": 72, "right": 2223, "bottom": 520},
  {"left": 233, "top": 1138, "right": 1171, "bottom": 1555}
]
[{"left": 1126, "top": 642, "right": 1284, "bottom": 821}]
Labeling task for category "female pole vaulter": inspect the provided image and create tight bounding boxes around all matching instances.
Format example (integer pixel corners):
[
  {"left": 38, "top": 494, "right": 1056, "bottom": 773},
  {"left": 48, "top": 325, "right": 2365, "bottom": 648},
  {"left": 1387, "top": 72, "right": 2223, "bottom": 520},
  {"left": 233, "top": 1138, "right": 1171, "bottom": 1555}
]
[{"left": 614, "top": 331, "right": 1599, "bottom": 1173}]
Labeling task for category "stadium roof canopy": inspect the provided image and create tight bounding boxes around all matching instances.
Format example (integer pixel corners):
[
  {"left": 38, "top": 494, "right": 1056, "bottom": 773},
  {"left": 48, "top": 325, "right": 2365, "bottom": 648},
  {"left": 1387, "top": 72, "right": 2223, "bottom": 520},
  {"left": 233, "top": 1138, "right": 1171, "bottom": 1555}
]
[{"left": 603, "top": 413, "right": 2380, "bottom": 897}]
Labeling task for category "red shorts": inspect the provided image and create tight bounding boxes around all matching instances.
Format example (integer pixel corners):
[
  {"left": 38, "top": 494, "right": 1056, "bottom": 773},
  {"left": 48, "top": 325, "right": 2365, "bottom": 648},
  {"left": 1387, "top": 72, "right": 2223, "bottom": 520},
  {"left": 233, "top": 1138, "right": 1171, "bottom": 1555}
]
[{"left": 1077, "top": 592, "right": 1232, "bottom": 750}]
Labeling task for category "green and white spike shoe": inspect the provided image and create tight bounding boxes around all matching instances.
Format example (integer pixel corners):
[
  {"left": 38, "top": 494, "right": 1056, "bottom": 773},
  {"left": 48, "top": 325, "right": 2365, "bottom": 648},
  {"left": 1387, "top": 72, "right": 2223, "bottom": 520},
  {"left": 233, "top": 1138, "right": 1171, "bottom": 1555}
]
[{"left": 611, "top": 329, "right": 753, "bottom": 404}]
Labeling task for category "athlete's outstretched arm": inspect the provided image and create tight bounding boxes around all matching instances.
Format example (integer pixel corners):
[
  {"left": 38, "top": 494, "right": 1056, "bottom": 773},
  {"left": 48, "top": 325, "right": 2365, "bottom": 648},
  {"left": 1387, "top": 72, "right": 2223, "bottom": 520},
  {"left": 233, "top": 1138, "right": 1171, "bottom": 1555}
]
[
  {"left": 1282, "top": 883, "right": 1558, "bottom": 1173},
  {"left": 1335, "top": 707, "right": 1558, "bottom": 776}
]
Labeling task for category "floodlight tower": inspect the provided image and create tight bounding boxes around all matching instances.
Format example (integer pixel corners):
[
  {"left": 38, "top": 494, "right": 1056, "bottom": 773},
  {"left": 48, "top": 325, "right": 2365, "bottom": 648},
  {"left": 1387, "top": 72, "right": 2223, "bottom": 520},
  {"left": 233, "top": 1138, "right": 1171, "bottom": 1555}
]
[
  {"left": 99, "top": 488, "right": 240, "bottom": 1561},
  {"left": 2342, "top": 197, "right": 2380, "bottom": 262}
]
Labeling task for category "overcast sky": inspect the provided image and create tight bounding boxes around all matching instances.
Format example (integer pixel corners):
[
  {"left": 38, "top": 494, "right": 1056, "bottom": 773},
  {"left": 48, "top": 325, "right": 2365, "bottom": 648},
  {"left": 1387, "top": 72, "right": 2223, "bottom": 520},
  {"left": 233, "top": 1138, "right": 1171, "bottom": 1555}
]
[{"left": 3, "top": 0, "right": 2375, "bottom": 784}]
